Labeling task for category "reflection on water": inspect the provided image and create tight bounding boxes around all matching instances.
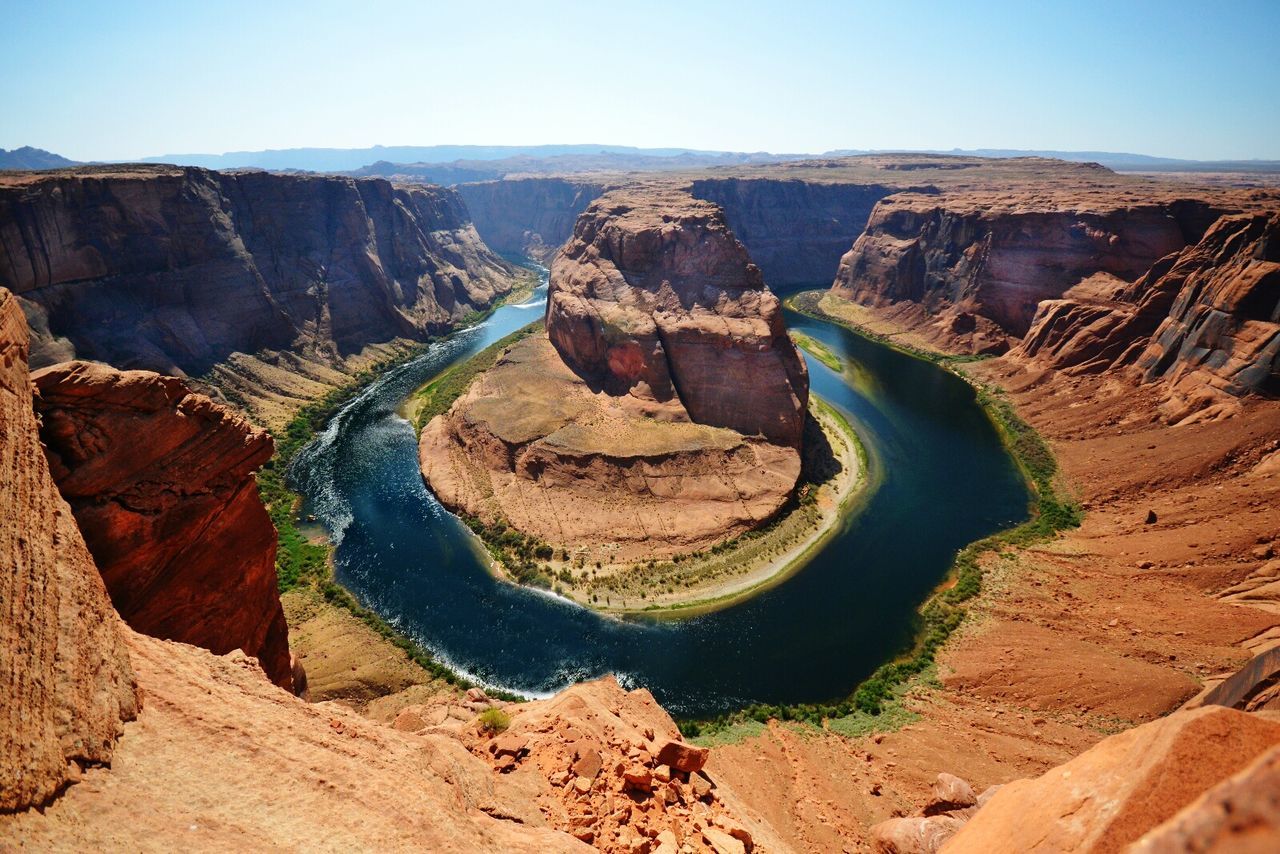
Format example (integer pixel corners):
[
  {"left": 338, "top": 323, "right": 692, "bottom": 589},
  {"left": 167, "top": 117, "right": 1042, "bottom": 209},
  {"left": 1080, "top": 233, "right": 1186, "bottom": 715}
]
[{"left": 290, "top": 274, "right": 1028, "bottom": 717}]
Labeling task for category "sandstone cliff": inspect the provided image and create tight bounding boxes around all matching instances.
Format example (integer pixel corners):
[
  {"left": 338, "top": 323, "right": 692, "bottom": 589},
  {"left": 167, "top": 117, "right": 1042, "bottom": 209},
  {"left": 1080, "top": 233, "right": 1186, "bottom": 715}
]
[
  {"left": 458, "top": 177, "right": 606, "bottom": 261},
  {"left": 1015, "top": 211, "right": 1279, "bottom": 421},
  {"left": 0, "top": 288, "right": 138, "bottom": 812},
  {"left": 31, "top": 360, "right": 292, "bottom": 689},
  {"left": 831, "top": 192, "right": 1229, "bottom": 351},
  {"left": 689, "top": 177, "right": 899, "bottom": 286},
  {"left": 547, "top": 189, "right": 808, "bottom": 448},
  {"left": 0, "top": 165, "right": 517, "bottom": 375}
]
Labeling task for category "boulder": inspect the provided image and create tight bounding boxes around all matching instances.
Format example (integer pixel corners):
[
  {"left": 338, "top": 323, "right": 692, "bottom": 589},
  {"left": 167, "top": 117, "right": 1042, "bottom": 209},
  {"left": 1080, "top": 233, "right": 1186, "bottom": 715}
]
[
  {"left": 655, "top": 739, "right": 709, "bottom": 773},
  {"left": 922, "top": 772, "right": 976, "bottom": 816},
  {"left": 944, "top": 706, "right": 1280, "bottom": 852},
  {"left": 870, "top": 816, "right": 966, "bottom": 854},
  {"left": 1129, "top": 743, "right": 1280, "bottom": 852}
]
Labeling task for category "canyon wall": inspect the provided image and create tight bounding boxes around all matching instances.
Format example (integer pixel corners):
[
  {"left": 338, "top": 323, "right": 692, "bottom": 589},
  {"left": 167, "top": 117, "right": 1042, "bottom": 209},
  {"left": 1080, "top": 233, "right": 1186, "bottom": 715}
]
[
  {"left": 0, "top": 288, "right": 138, "bottom": 812},
  {"left": 547, "top": 189, "right": 809, "bottom": 448},
  {"left": 688, "top": 177, "right": 899, "bottom": 287},
  {"left": 0, "top": 166, "right": 517, "bottom": 376},
  {"left": 1016, "top": 211, "right": 1279, "bottom": 420},
  {"left": 831, "top": 192, "right": 1229, "bottom": 350},
  {"left": 457, "top": 177, "right": 605, "bottom": 262},
  {"left": 31, "top": 360, "right": 292, "bottom": 689}
]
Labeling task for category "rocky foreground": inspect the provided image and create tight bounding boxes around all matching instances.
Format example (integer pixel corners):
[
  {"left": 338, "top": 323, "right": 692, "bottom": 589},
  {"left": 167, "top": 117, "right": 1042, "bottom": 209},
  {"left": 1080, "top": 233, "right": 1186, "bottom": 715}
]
[{"left": 420, "top": 189, "right": 809, "bottom": 563}]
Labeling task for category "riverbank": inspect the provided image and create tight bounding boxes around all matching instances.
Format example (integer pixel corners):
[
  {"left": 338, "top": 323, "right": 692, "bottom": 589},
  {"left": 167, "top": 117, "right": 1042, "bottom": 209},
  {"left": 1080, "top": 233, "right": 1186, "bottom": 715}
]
[
  {"left": 677, "top": 291, "right": 1082, "bottom": 736},
  {"left": 250, "top": 272, "right": 543, "bottom": 709},
  {"left": 407, "top": 323, "right": 870, "bottom": 616}
]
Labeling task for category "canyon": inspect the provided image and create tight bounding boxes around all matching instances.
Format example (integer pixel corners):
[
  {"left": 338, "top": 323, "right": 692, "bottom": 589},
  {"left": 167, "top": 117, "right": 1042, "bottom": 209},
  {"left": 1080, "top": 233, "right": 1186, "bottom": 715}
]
[
  {"left": 3, "top": 153, "right": 1279, "bottom": 852},
  {"left": 0, "top": 164, "right": 523, "bottom": 428}
]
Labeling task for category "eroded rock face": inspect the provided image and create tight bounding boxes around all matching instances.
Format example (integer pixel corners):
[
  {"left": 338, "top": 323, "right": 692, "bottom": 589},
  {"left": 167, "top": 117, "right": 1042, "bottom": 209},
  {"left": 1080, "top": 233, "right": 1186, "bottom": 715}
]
[
  {"left": 31, "top": 360, "right": 291, "bottom": 690},
  {"left": 1014, "top": 211, "right": 1280, "bottom": 422},
  {"left": 1136, "top": 212, "right": 1280, "bottom": 420},
  {"left": 0, "top": 165, "right": 517, "bottom": 375},
  {"left": 0, "top": 288, "right": 138, "bottom": 812},
  {"left": 546, "top": 189, "right": 808, "bottom": 447},
  {"left": 944, "top": 706, "right": 1280, "bottom": 853},
  {"left": 457, "top": 177, "right": 606, "bottom": 262},
  {"left": 831, "top": 193, "right": 1224, "bottom": 349}
]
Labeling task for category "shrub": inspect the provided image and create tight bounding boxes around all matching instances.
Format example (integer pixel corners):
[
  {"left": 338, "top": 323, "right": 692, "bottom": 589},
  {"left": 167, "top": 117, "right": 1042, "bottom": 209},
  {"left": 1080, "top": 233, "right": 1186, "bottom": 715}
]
[{"left": 478, "top": 707, "right": 511, "bottom": 734}]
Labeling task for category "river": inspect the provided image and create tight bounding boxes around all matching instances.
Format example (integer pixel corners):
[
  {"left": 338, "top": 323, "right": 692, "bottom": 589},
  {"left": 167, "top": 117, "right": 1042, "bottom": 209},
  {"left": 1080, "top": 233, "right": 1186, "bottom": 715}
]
[{"left": 289, "top": 271, "right": 1029, "bottom": 717}]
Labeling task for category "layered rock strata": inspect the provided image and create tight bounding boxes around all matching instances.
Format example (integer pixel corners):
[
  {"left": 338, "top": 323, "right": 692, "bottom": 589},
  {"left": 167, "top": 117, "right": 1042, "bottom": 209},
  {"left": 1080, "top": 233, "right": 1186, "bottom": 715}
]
[
  {"left": 457, "top": 177, "right": 606, "bottom": 261},
  {"left": 546, "top": 190, "right": 808, "bottom": 448},
  {"left": 31, "top": 360, "right": 292, "bottom": 689},
  {"left": 0, "top": 288, "right": 138, "bottom": 812},
  {"left": 832, "top": 192, "right": 1228, "bottom": 351},
  {"left": 422, "top": 190, "right": 809, "bottom": 560},
  {"left": 1015, "top": 211, "right": 1279, "bottom": 421},
  {"left": 0, "top": 165, "right": 517, "bottom": 375}
]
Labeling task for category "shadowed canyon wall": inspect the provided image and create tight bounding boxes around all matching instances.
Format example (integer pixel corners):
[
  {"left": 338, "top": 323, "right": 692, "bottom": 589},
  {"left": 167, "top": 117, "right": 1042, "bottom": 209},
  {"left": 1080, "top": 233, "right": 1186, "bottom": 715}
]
[
  {"left": 688, "top": 177, "right": 900, "bottom": 287},
  {"left": 0, "top": 166, "right": 517, "bottom": 376},
  {"left": 458, "top": 177, "right": 606, "bottom": 262}
]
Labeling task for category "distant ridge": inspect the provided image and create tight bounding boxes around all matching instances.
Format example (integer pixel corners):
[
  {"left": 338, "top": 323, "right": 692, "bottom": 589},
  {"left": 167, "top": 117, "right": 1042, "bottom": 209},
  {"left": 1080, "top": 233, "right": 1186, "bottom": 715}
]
[
  {"left": 823, "top": 148, "right": 1280, "bottom": 173},
  {"left": 135, "top": 144, "right": 786, "bottom": 172},
  {"left": 0, "top": 146, "right": 79, "bottom": 170}
]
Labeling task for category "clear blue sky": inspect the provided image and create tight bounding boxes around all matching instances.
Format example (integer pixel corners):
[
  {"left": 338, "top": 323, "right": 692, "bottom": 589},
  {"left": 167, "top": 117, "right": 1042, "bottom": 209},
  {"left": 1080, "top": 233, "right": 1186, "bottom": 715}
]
[{"left": 2, "top": 0, "right": 1277, "bottom": 161}]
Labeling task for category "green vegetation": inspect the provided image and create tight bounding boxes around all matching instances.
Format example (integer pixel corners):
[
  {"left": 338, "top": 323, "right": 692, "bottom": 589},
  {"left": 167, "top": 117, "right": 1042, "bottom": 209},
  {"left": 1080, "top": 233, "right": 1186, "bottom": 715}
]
[
  {"left": 410, "top": 321, "right": 541, "bottom": 433},
  {"left": 791, "top": 330, "right": 843, "bottom": 372},
  {"left": 461, "top": 513, "right": 558, "bottom": 588},
  {"left": 679, "top": 292, "right": 1081, "bottom": 740},
  {"left": 478, "top": 707, "right": 512, "bottom": 734}
]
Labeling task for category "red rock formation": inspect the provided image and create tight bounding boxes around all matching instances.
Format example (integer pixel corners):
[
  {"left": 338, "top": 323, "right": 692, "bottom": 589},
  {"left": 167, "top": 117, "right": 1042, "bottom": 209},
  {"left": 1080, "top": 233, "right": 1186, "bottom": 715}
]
[
  {"left": 422, "top": 189, "right": 811, "bottom": 561},
  {"left": 31, "top": 360, "right": 291, "bottom": 689},
  {"left": 1129, "top": 742, "right": 1280, "bottom": 852},
  {"left": 0, "top": 288, "right": 138, "bottom": 811},
  {"left": 944, "top": 706, "right": 1280, "bottom": 853},
  {"left": 0, "top": 165, "right": 517, "bottom": 375},
  {"left": 831, "top": 192, "right": 1226, "bottom": 350},
  {"left": 546, "top": 189, "right": 808, "bottom": 448},
  {"left": 1136, "top": 212, "right": 1280, "bottom": 420},
  {"left": 1015, "top": 211, "right": 1279, "bottom": 421}
]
